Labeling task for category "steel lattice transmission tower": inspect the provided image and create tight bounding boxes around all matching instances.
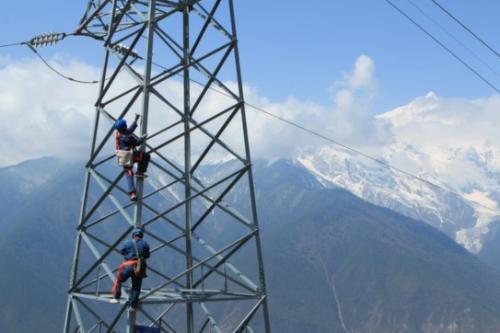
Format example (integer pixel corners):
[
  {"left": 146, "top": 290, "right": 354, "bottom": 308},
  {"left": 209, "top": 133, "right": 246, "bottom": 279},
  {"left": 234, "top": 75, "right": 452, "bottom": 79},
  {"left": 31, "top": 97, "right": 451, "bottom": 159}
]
[{"left": 63, "top": 0, "right": 271, "bottom": 332}]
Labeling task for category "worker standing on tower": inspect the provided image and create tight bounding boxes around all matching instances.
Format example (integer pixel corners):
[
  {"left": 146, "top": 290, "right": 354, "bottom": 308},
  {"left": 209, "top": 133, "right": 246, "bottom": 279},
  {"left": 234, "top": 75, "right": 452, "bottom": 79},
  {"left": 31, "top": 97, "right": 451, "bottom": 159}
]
[
  {"left": 111, "top": 227, "right": 150, "bottom": 310},
  {"left": 115, "top": 114, "right": 150, "bottom": 201}
]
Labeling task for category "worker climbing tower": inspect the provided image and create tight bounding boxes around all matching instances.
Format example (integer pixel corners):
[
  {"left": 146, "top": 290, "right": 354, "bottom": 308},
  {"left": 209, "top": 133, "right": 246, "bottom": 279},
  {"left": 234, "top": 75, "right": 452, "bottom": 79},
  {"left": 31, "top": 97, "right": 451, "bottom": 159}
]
[{"left": 63, "top": 1, "right": 271, "bottom": 332}]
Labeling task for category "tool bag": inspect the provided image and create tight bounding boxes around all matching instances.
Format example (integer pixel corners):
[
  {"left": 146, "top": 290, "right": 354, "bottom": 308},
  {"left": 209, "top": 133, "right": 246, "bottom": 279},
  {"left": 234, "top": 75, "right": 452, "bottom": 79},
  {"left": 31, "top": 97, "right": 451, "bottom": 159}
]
[
  {"left": 116, "top": 149, "right": 133, "bottom": 167},
  {"left": 132, "top": 239, "right": 148, "bottom": 278}
]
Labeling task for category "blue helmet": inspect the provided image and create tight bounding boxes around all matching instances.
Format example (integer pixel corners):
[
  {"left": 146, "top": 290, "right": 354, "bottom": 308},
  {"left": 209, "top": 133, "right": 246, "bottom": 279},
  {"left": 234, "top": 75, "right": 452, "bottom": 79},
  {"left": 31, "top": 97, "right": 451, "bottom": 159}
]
[
  {"left": 115, "top": 119, "right": 127, "bottom": 131},
  {"left": 132, "top": 227, "right": 144, "bottom": 238}
]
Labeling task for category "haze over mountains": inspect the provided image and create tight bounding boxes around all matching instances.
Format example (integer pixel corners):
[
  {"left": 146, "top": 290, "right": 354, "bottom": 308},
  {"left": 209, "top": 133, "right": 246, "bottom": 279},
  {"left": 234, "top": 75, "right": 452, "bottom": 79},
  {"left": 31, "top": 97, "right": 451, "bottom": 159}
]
[{"left": 3, "top": 157, "right": 500, "bottom": 332}]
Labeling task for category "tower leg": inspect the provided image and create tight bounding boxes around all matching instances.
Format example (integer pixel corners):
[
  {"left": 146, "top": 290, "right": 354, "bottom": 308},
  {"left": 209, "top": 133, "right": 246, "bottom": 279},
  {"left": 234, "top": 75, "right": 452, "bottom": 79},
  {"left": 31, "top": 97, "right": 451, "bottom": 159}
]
[
  {"left": 126, "top": 308, "right": 137, "bottom": 333},
  {"left": 62, "top": 297, "right": 73, "bottom": 333}
]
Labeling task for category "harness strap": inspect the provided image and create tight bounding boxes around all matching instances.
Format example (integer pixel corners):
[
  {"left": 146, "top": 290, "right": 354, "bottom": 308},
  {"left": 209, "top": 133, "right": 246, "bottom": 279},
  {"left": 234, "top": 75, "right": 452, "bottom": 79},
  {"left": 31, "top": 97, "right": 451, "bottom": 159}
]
[{"left": 115, "top": 131, "right": 121, "bottom": 150}]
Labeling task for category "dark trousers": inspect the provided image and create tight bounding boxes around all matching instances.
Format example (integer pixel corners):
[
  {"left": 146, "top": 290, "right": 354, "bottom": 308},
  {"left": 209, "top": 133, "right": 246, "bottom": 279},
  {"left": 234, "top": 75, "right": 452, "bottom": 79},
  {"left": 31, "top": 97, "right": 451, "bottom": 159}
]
[
  {"left": 112, "top": 260, "right": 143, "bottom": 308},
  {"left": 124, "top": 151, "right": 151, "bottom": 194},
  {"left": 134, "top": 151, "right": 150, "bottom": 173}
]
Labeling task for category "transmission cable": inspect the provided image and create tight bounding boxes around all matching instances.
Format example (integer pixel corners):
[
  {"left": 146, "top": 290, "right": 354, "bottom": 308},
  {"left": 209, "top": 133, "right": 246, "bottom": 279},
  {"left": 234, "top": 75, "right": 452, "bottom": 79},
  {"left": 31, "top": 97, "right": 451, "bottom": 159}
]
[
  {"left": 431, "top": 0, "right": 500, "bottom": 59},
  {"left": 246, "top": 102, "right": 439, "bottom": 188},
  {"left": 26, "top": 44, "right": 100, "bottom": 84},
  {"left": 406, "top": 0, "right": 500, "bottom": 79},
  {"left": 247, "top": 101, "right": 500, "bottom": 214},
  {"left": 182, "top": 74, "right": 500, "bottom": 215},
  {"left": 0, "top": 42, "right": 24, "bottom": 48},
  {"left": 0, "top": 33, "right": 101, "bottom": 84},
  {"left": 1, "top": 29, "right": 498, "bottom": 213},
  {"left": 384, "top": 0, "right": 500, "bottom": 94},
  {"left": 0, "top": 35, "right": 133, "bottom": 85}
]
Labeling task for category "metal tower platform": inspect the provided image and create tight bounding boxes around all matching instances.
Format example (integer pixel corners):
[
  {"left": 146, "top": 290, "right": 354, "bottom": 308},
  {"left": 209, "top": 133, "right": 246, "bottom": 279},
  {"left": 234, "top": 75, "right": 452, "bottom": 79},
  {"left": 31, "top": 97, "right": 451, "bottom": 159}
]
[{"left": 63, "top": 1, "right": 271, "bottom": 332}]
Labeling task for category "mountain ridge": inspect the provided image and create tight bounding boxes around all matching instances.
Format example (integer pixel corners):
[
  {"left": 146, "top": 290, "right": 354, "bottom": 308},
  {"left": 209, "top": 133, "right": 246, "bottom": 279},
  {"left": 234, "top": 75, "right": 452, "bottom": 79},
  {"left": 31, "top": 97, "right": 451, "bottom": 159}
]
[{"left": 3, "top": 157, "right": 500, "bottom": 332}]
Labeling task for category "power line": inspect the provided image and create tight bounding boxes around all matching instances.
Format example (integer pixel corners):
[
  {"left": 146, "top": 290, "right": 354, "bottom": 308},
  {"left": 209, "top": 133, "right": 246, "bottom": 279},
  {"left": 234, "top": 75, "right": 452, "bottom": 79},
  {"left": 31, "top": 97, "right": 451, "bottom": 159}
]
[
  {"left": 0, "top": 32, "right": 70, "bottom": 49},
  {"left": 384, "top": 0, "right": 500, "bottom": 94},
  {"left": 0, "top": 34, "right": 103, "bottom": 84},
  {"left": 146, "top": 58, "right": 466, "bottom": 213},
  {"left": 431, "top": 0, "right": 500, "bottom": 59},
  {"left": 2, "top": 28, "right": 498, "bottom": 214},
  {"left": 0, "top": 35, "right": 128, "bottom": 85},
  {"left": 246, "top": 102, "right": 438, "bottom": 188},
  {"left": 17, "top": 35, "right": 442, "bottom": 196},
  {"left": 0, "top": 42, "right": 24, "bottom": 48},
  {"left": 406, "top": 0, "right": 500, "bottom": 80},
  {"left": 245, "top": 102, "right": 500, "bottom": 214},
  {"left": 26, "top": 44, "right": 100, "bottom": 84},
  {"left": 183, "top": 75, "right": 500, "bottom": 215}
]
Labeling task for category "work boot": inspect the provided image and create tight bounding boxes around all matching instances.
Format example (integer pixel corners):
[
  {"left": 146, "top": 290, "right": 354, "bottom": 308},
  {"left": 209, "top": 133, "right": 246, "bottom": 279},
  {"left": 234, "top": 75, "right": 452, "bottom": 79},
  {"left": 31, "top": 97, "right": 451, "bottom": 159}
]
[
  {"left": 130, "top": 192, "right": 137, "bottom": 201},
  {"left": 128, "top": 302, "right": 140, "bottom": 311},
  {"left": 109, "top": 298, "right": 120, "bottom": 304}
]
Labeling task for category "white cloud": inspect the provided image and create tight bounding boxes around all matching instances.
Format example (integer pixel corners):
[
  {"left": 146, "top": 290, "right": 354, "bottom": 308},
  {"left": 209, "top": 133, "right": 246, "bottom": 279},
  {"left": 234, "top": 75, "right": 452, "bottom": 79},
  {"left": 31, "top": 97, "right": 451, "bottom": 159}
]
[
  {"left": 0, "top": 54, "right": 387, "bottom": 166},
  {"left": 377, "top": 92, "right": 500, "bottom": 190},
  {"left": 4, "top": 52, "right": 498, "bottom": 183},
  {"left": 380, "top": 91, "right": 500, "bottom": 145},
  {"left": 0, "top": 57, "right": 98, "bottom": 166},
  {"left": 244, "top": 54, "right": 387, "bottom": 159},
  {"left": 347, "top": 54, "right": 376, "bottom": 89},
  {"left": 6, "top": 53, "right": 500, "bottom": 252}
]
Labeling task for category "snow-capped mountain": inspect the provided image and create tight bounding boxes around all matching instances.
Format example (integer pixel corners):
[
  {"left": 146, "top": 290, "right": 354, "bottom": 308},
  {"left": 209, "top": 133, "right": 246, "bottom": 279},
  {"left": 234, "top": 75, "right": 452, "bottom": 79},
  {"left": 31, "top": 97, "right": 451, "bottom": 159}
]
[{"left": 296, "top": 92, "right": 500, "bottom": 253}]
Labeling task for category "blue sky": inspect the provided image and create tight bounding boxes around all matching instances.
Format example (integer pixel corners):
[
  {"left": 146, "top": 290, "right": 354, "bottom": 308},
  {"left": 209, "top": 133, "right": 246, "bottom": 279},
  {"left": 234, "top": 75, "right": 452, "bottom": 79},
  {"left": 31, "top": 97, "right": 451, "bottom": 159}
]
[{"left": 1, "top": 0, "right": 500, "bottom": 114}]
